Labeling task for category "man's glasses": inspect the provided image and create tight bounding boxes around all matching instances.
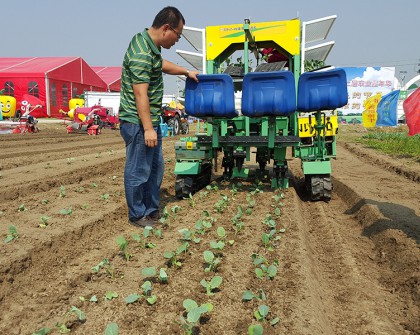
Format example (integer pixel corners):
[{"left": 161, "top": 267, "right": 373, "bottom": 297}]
[{"left": 168, "top": 25, "right": 182, "bottom": 39}]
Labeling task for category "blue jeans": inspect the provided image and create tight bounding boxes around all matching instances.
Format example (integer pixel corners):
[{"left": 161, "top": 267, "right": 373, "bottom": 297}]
[{"left": 120, "top": 122, "right": 164, "bottom": 222}]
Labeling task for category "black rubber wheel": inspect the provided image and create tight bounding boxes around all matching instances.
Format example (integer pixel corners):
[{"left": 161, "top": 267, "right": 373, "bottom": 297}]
[
  {"left": 180, "top": 121, "right": 189, "bottom": 134},
  {"left": 305, "top": 175, "right": 332, "bottom": 201},
  {"left": 167, "top": 115, "right": 181, "bottom": 135}
]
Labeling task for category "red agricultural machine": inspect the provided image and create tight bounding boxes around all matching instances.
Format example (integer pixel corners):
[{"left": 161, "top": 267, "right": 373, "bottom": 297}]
[
  {"left": 66, "top": 105, "right": 119, "bottom": 135},
  {"left": 161, "top": 103, "right": 189, "bottom": 135}
]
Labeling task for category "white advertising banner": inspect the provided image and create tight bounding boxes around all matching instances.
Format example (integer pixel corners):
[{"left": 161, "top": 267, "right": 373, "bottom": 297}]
[{"left": 339, "top": 67, "right": 395, "bottom": 115}]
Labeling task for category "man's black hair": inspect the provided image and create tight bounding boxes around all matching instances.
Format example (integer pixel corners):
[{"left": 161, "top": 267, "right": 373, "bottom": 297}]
[{"left": 152, "top": 6, "right": 185, "bottom": 29}]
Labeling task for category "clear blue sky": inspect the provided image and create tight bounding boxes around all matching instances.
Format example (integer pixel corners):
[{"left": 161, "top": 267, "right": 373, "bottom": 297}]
[{"left": 2, "top": 0, "right": 419, "bottom": 95}]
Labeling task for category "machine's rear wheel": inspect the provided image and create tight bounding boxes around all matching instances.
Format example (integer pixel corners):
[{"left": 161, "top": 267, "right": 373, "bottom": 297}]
[
  {"left": 175, "top": 163, "right": 212, "bottom": 198},
  {"left": 168, "top": 115, "right": 181, "bottom": 135},
  {"left": 305, "top": 175, "right": 332, "bottom": 201},
  {"left": 180, "top": 121, "right": 189, "bottom": 134}
]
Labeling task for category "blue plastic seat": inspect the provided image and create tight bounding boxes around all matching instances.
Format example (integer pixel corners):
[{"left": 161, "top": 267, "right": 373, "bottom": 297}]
[
  {"left": 297, "top": 69, "right": 348, "bottom": 112},
  {"left": 241, "top": 71, "right": 296, "bottom": 117},
  {"left": 184, "top": 74, "right": 237, "bottom": 118}
]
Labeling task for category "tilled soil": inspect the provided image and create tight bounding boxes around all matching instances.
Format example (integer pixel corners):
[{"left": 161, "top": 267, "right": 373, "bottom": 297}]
[{"left": 0, "top": 122, "right": 418, "bottom": 335}]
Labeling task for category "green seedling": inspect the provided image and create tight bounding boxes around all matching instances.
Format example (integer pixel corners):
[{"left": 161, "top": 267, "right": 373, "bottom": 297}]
[
  {"left": 262, "top": 214, "right": 276, "bottom": 229},
  {"left": 232, "top": 205, "right": 245, "bottom": 234},
  {"left": 164, "top": 242, "right": 189, "bottom": 268},
  {"left": 246, "top": 194, "right": 255, "bottom": 215},
  {"left": 248, "top": 324, "right": 264, "bottom": 335},
  {"left": 39, "top": 216, "right": 51, "bottom": 228},
  {"left": 59, "top": 185, "right": 66, "bottom": 198},
  {"left": 18, "top": 204, "right": 27, "bottom": 212},
  {"left": 195, "top": 219, "right": 212, "bottom": 235},
  {"left": 242, "top": 289, "right": 266, "bottom": 302},
  {"left": 255, "top": 261, "right": 278, "bottom": 280},
  {"left": 200, "top": 275, "right": 223, "bottom": 295},
  {"left": 132, "top": 227, "right": 157, "bottom": 249},
  {"left": 141, "top": 280, "right": 157, "bottom": 304},
  {"left": 261, "top": 229, "right": 281, "bottom": 251},
  {"left": 178, "top": 299, "right": 213, "bottom": 335},
  {"left": 253, "top": 305, "right": 280, "bottom": 326},
  {"left": 198, "top": 190, "right": 208, "bottom": 200},
  {"left": 32, "top": 327, "right": 51, "bottom": 335},
  {"left": 116, "top": 235, "right": 132, "bottom": 261},
  {"left": 159, "top": 207, "right": 170, "bottom": 227},
  {"left": 203, "top": 250, "right": 221, "bottom": 273},
  {"left": 55, "top": 306, "right": 85, "bottom": 333},
  {"left": 75, "top": 186, "right": 85, "bottom": 193},
  {"left": 179, "top": 228, "right": 201, "bottom": 243},
  {"left": 104, "top": 323, "right": 119, "bottom": 335},
  {"left": 250, "top": 181, "right": 264, "bottom": 195},
  {"left": 214, "top": 194, "right": 229, "bottom": 213},
  {"left": 91, "top": 258, "right": 115, "bottom": 279},
  {"left": 66, "top": 157, "right": 75, "bottom": 164},
  {"left": 141, "top": 266, "right": 167, "bottom": 284},
  {"left": 4, "top": 225, "right": 19, "bottom": 243},
  {"left": 186, "top": 193, "right": 196, "bottom": 208},
  {"left": 206, "top": 183, "right": 219, "bottom": 192},
  {"left": 41, "top": 199, "right": 49, "bottom": 204},
  {"left": 171, "top": 205, "right": 181, "bottom": 220},
  {"left": 101, "top": 193, "right": 110, "bottom": 201},
  {"left": 125, "top": 280, "right": 158, "bottom": 305},
  {"left": 104, "top": 291, "right": 118, "bottom": 300},
  {"left": 59, "top": 207, "right": 72, "bottom": 215},
  {"left": 90, "top": 183, "right": 98, "bottom": 188}
]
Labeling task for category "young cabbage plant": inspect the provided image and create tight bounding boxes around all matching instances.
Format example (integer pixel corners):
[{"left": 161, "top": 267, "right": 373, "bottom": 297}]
[
  {"left": 116, "top": 235, "right": 132, "bottom": 261},
  {"left": 141, "top": 266, "right": 168, "bottom": 284},
  {"left": 4, "top": 225, "right": 19, "bottom": 243},
  {"left": 200, "top": 275, "right": 223, "bottom": 296},
  {"left": 91, "top": 258, "right": 116, "bottom": 279},
  {"left": 242, "top": 288, "right": 267, "bottom": 302},
  {"left": 254, "top": 304, "right": 280, "bottom": 326},
  {"left": 132, "top": 227, "right": 157, "bottom": 249},
  {"left": 178, "top": 228, "right": 201, "bottom": 243},
  {"left": 248, "top": 324, "right": 264, "bottom": 335},
  {"left": 164, "top": 242, "right": 189, "bottom": 268},
  {"left": 261, "top": 229, "right": 281, "bottom": 251},
  {"left": 55, "top": 306, "right": 85, "bottom": 333},
  {"left": 178, "top": 299, "right": 213, "bottom": 335},
  {"left": 203, "top": 250, "right": 221, "bottom": 273}
]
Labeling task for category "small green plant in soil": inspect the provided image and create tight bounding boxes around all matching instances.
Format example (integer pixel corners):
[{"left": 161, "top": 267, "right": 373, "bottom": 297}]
[
  {"left": 132, "top": 227, "right": 157, "bottom": 249},
  {"left": 261, "top": 229, "right": 281, "bottom": 251},
  {"left": 248, "top": 323, "right": 264, "bottom": 335},
  {"left": 125, "top": 280, "right": 157, "bottom": 305},
  {"left": 91, "top": 258, "right": 116, "bottom": 279},
  {"left": 39, "top": 216, "right": 51, "bottom": 228},
  {"left": 55, "top": 306, "right": 86, "bottom": 333},
  {"left": 4, "top": 225, "right": 19, "bottom": 243},
  {"left": 141, "top": 266, "right": 168, "bottom": 284},
  {"left": 242, "top": 288, "right": 267, "bottom": 302},
  {"left": 179, "top": 228, "right": 201, "bottom": 243},
  {"left": 178, "top": 299, "right": 213, "bottom": 335},
  {"left": 253, "top": 304, "right": 280, "bottom": 326},
  {"left": 164, "top": 242, "right": 189, "bottom": 268},
  {"left": 200, "top": 275, "right": 223, "bottom": 296},
  {"left": 232, "top": 205, "right": 245, "bottom": 234},
  {"left": 32, "top": 327, "right": 51, "bottom": 335},
  {"left": 59, "top": 185, "right": 66, "bottom": 198},
  {"left": 104, "top": 323, "right": 119, "bottom": 335},
  {"left": 203, "top": 250, "right": 221, "bottom": 273},
  {"left": 116, "top": 235, "right": 132, "bottom": 261}
]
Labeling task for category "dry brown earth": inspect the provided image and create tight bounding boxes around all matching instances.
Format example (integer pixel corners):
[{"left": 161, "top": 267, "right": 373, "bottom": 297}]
[{"left": 0, "top": 122, "right": 418, "bottom": 335}]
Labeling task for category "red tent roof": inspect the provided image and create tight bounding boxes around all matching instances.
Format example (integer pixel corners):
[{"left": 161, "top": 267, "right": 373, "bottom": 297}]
[
  {"left": 92, "top": 66, "right": 121, "bottom": 92},
  {"left": 0, "top": 57, "right": 107, "bottom": 88}
]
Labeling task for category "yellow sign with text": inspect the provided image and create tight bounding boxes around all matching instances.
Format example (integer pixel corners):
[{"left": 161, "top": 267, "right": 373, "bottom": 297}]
[
  {"left": 298, "top": 115, "right": 338, "bottom": 138},
  {"left": 206, "top": 20, "right": 300, "bottom": 61}
]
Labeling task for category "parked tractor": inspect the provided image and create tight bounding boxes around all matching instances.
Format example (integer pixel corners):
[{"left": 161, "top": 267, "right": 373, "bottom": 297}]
[
  {"left": 174, "top": 17, "right": 348, "bottom": 201},
  {"left": 161, "top": 103, "right": 189, "bottom": 135},
  {"left": 66, "top": 105, "right": 119, "bottom": 135}
]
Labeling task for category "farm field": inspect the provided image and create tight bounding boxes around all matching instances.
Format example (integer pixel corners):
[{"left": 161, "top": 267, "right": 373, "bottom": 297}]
[{"left": 0, "top": 123, "right": 419, "bottom": 335}]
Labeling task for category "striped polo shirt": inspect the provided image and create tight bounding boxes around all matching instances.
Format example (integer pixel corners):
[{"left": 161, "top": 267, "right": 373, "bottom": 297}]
[{"left": 119, "top": 28, "right": 163, "bottom": 125}]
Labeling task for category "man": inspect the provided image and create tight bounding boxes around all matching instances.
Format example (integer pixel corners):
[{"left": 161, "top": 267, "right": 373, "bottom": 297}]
[{"left": 119, "top": 6, "right": 199, "bottom": 227}]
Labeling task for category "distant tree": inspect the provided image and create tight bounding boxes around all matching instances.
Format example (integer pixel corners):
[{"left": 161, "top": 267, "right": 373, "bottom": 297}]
[{"left": 304, "top": 59, "right": 326, "bottom": 72}]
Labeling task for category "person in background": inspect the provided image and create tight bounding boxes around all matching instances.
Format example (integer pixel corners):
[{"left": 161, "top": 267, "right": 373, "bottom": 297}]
[
  {"left": 260, "top": 47, "right": 289, "bottom": 65},
  {"left": 119, "top": 6, "right": 199, "bottom": 228}
]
